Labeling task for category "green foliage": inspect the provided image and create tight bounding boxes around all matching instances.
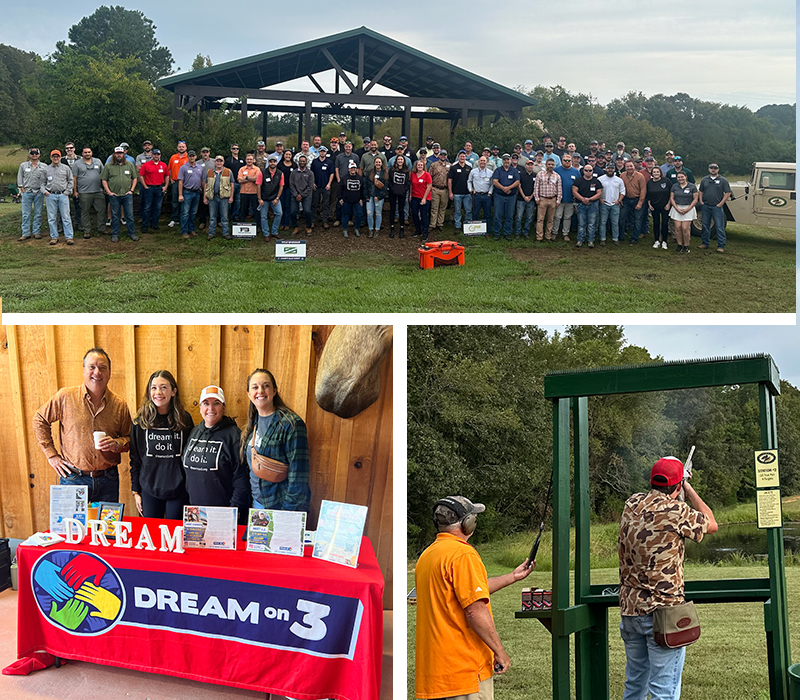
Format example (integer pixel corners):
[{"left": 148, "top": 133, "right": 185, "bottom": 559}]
[
  {"left": 25, "top": 53, "right": 169, "bottom": 159},
  {"left": 53, "top": 5, "right": 173, "bottom": 84},
  {"left": 0, "top": 45, "right": 41, "bottom": 145},
  {"left": 407, "top": 325, "right": 800, "bottom": 553},
  {"left": 756, "top": 103, "right": 796, "bottom": 145},
  {"left": 191, "top": 54, "right": 212, "bottom": 71}
]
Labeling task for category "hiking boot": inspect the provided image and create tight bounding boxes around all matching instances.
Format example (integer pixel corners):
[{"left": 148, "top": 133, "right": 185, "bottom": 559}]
[{"left": 66, "top": 239, "right": 74, "bottom": 246}]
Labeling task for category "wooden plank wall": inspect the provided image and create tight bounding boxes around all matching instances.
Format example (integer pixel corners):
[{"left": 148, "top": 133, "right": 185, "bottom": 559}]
[{"left": 0, "top": 324, "right": 393, "bottom": 608}]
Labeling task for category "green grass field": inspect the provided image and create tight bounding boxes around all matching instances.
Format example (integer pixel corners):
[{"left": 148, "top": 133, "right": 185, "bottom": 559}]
[
  {"left": 0, "top": 175, "right": 794, "bottom": 313},
  {"left": 407, "top": 500, "right": 800, "bottom": 700}
]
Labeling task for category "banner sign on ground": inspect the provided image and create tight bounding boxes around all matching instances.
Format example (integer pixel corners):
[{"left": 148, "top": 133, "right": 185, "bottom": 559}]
[
  {"left": 232, "top": 224, "right": 257, "bottom": 238},
  {"left": 463, "top": 221, "right": 487, "bottom": 236},
  {"left": 275, "top": 240, "right": 307, "bottom": 261}
]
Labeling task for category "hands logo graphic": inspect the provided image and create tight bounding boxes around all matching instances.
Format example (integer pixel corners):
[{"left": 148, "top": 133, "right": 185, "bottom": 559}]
[{"left": 32, "top": 551, "right": 125, "bottom": 635}]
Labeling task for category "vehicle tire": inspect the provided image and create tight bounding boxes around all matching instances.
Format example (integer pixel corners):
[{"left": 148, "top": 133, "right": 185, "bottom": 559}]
[{"left": 690, "top": 207, "right": 716, "bottom": 238}]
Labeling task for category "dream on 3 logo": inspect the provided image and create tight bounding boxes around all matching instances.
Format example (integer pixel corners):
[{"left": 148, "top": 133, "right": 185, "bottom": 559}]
[{"left": 31, "top": 551, "right": 126, "bottom": 635}]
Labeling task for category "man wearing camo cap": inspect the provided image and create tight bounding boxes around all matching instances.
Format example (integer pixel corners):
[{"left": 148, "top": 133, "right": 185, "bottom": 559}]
[{"left": 415, "top": 496, "right": 533, "bottom": 700}]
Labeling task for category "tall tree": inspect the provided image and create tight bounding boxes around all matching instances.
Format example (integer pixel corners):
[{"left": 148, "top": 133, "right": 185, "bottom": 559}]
[
  {"left": 0, "top": 45, "right": 41, "bottom": 144},
  {"left": 53, "top": 6, "right": 173, "bottom": 84}
]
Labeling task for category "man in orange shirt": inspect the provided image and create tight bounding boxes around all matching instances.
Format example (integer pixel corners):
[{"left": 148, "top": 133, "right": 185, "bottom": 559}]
[
  {"left": 415, "top": 496, "right": 533, "bottom": 700},
  {"left": 167, "top": 140, "right": 188, "bottom": 227}
]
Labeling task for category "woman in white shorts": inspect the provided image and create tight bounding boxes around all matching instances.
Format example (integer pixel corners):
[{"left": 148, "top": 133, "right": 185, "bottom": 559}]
[{"left": 669, "top": 171, "right": 698, "bottom": 253}]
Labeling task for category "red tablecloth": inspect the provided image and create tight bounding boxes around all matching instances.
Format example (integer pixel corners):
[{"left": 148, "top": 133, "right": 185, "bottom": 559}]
[{"left": 15, "top": 518, "right": 383, "bottom": 700}]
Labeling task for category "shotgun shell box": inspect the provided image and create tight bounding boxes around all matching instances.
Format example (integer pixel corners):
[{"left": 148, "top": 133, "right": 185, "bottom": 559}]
[
  {"left": 532, "top": 588, "right": 543, "bottom": 608},
  {"left": 521, "top": 587, "right": 532, "bottom": 610},
  {"left": 542, "top": 589, "right": 553, "bottom": 609}
]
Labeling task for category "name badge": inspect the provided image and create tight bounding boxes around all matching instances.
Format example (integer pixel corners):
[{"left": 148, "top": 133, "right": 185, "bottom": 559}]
[
  {"left": 124, "top": 170, "right": 130, "bottom": 175},
  {"left": 684, "top": 188, "right": 690, "bottom": 194},
  {"left": 25, "top": 168, "right": 31, "bottom": 173},
  {"left": 507, "top": 174, "right": 513, "bottom": 180},
  {"left": 186, "top": 169, "right": 192, "bottom": 174},
  {"left": 418, "top": 177, "right": 424, "bottom": 183},
  {"left": 590, "top": 185, "right": 596, "bottom": 192},
  {"left": 47, "top": 175, "right": 53, "bottom": 180},
  {"left": 265, "top": 177, "right": 271, "bottom": 182},
  {"left": 456, "top": 168, "right": 462, "bottom": 173},
  {"left": 571, "top": 175, "right": 577, "bottom": 180}
]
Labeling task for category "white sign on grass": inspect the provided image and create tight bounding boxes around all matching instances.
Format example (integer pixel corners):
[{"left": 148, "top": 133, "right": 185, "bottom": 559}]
[
  {"left": 275, "top": 240, "right": 307, "bottom": 261},
  {"left": 232, "top": 223, "right": 257, "bottom": 238},
  {"left": 463, "top": 221, "right": 487, "bottom": 236}
]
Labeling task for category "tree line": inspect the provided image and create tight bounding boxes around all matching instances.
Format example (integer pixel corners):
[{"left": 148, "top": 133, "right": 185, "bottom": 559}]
[
  {"left": 407, "top": 326, "right": 800, "bottom": 554},
  {"left": 0, "top": 7, "right": 794, "bottom": 177}
]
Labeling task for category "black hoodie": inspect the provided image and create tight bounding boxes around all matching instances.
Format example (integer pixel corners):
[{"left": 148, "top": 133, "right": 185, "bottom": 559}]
[
  {"left": 130, "top": 411, "right": 194, "bottom": 500},
  {"left": 182, "top": 415, "right": 248, "bottom": 516}
]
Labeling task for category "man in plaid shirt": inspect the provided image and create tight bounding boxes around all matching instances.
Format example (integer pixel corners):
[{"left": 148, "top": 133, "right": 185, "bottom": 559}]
[{"left": 534, "top": 159, "right": 562, "bottom": 241}]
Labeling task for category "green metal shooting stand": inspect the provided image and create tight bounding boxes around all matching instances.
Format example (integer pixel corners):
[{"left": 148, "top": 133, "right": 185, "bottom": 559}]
[{"left": 515, "top": 354, "right": 792, "bottom": 699}]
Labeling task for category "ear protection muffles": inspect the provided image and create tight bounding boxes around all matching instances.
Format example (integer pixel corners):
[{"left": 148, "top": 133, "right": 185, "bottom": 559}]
[{"left": 433, "top": 497, "right": 477, "bottom": 536}]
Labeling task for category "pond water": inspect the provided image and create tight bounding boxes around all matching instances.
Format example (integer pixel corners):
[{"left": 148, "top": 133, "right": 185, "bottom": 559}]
[{"left": 685, "top": 521, "right": 800, "bottom": 563}]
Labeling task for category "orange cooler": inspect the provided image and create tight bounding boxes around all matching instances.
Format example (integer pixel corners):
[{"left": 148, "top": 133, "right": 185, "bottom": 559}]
[{"left": 418, "top": 240, "right": 465, "bottom": 269}]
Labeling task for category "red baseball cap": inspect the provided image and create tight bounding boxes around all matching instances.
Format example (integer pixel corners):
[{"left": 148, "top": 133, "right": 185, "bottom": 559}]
[{"left": 650, "top": 457, "right": 684, "bottom": 487}]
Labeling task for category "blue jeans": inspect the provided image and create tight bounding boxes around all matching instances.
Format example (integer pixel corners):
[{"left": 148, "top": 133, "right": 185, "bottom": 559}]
[
  {"left": 140, "top": 186, "right": 164, "bottom": 230},
  {"left": 620, "top": 614, "right": 686, "bottom": 700},
  {"left": 46, "top": 193, "right": 74, "bottom": 239},
  {"left": 341, "top": 201, "right": 364, "bottom": 232},
  {"left": 453, "top": 193, "right": 472, "bottom": 229},
  {"left": 411, "top": 199, "right": 430, "bottom": 237},
  {"left": 260, "top": 199, "right": 282, "bottom": 237},
  {"left": 492, "top": 194, "right": 515, "bottom": 239},
  {"left": 515, "top": 199, "right": 535, "bottom": 236},
  {"left": 702, "top": 204, "right": 726, "bottom": 249},
  {"left": 366, "top": 197, "right": 383, "bottom": 230},
  {"left": 291, "top": 195, "right": 313, "bottom": 228},
  {"left": 21, "top": 190, "right": 44, "bottom": 237},
  {"left": 576, "top": 201, "right": 599, "bottom": 243},
  {"left": 280, "top": 187, "right": 293, "bottom": 226},
  {"left": 472, "top": 193, "right": 492, "bottom": 234},
  {"left": 109, "top": 194, "right": 136, "bottom": 239},
  {"left": 181, "top": 190, "right": 201, "bottom": 234},
  {"left": 620, "top": 197, "right": 645, "bottom": 241},
  {"left": 231, "top": 181, "right": 241, "bottom": 221},
  {"left": 60, "top": 465, "right": 120, "bottom": 504},
  {"left": 599, "top": 202, "right": 621, "bottom": 241},
  {"left": 207, "top": 196, "right": 230, "bottom": 237}
]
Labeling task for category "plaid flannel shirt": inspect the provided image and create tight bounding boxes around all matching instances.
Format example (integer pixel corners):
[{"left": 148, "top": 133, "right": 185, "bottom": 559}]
[{"left": 252, "top": 408, "right": 311, "bottom": 511}]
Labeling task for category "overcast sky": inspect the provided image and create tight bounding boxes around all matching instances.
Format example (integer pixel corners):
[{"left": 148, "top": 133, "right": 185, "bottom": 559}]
[
  {"left": 542, "top": 325, "right": 800, "bottom": 386},
  {"left": 2, "top": 0, "right": 795, "bottom": 110}
]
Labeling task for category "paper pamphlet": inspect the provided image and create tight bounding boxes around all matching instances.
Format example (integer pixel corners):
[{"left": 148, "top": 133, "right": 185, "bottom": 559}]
[
  {"left": 312, "top": 500, "right": 368, "bottom": 568},
  {"left": 246, "top": 509, "right": 306, "bottom": 555},
  {"left": 50, "top": 485, "right": 89, "bottom": 535},
  {"left": 182, "top": 505, "right": 238, "bottom": 550}
]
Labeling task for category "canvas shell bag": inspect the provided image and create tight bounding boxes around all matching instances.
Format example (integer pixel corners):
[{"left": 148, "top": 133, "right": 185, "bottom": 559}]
[
  {"left": 653, "top": 601, "right": 701, "bottom": 648},
  {"left": 250, "top": 430, "right": 289, "bottom": 483}
]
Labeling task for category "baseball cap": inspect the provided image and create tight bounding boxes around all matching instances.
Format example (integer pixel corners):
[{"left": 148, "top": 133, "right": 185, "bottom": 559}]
[
  {"left": 152, "top": 148, "right": 161, "bottom": 154},
  {"left": 319, "top": 146, "right": 328, "bottom": 152},
  {"left": 651, "top": 457, "right": 684, "bottom": 487},
  {"left": 120, "top": 142, "right": 130, "bottom": 149},
  {"left": 525, "top": 139, "right": 533, "bottom": 145},
  {"left": 200, "top": 385, "right": 225, "bottom": 403},
  {"left": 50, "top": 149, "right": 62, "bottom": 156},
  {"left": 187, "top": 149, "right": 196, "bottom": 156},
  {"left": 143, "top": 139, "right": 152, "bottom": 145},
  {"left": 348, "top": 160, "right": 357, "bottom": 168},
  {"left": 674, "top": 155, "right": 683, "bottom": 161},
  {"left": 268, "top": 154, "right": 279, "bottom": 161},
  {"left": 433, "top": 496, "right": 486, "bottom": 527},
  {"left": 257, "top": 140, "right": 265, "bottom": 146},
  {"left": 114, "top": 146, "right": 125, "bottom": 153},
  {"left": 400, "top": 135, "right": 408, "bottom": 141}
]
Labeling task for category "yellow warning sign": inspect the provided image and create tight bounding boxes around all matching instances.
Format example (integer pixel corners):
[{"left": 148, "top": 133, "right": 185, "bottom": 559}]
[
  {"left": 754, "top": 450, "right": 780, "bottom": 488},
  {"left": 756, "top": 489, "right": 782, "bottom": 529}
]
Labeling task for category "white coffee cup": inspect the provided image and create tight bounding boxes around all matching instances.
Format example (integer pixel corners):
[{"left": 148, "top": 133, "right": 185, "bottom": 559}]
[{"left": 93, "top": 431, "right": 106, "bottom": 449}]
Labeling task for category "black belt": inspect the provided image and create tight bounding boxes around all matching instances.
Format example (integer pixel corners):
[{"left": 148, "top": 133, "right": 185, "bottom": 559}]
[
  {"left": 48, "top": 190, "right": 66, "bottom": 195},
  {"left": 185, "top": 188, "right": 202, "bottom": 192}
]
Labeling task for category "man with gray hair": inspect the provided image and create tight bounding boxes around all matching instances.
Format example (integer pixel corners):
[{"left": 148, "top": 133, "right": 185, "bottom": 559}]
[{"left": 415, "top": 496, "right": 533, "bottom": 700}]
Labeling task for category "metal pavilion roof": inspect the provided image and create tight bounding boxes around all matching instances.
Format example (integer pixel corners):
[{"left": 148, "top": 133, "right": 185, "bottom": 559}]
[{"left": 158, "top": 26, "right": 535, "bottom": 108}]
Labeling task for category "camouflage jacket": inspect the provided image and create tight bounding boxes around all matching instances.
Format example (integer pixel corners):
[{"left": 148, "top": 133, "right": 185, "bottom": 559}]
[{"left": 618, "top": 490, "right": 708, "bottom": 616}]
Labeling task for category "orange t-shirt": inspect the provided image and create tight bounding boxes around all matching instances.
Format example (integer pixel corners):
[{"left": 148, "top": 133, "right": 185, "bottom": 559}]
[
  {"left": 168, "top": 152, "right": 188, "bottom": 181},
  {"left": 414, "top": 532, "right": 493, "bottom": 698}
]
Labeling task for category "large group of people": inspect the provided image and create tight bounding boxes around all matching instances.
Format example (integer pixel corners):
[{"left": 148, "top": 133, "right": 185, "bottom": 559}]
[
  {"left": 16, "top": 132, "right": 731, "bottom": 252},
  {"left": 33, "top": 347, "right": 310, "bottom": 521}
]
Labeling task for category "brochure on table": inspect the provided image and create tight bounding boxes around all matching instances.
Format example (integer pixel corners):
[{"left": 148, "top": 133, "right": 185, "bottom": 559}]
[
  {"left": 246, "top": 508, "right": 306, "bottom": 555},
  {"left": 49, "top": 485, "right": 89, "bottom": 535},
  {"left": 182, "top": 505, "right": 238, "bottom": 550},
  {"left": 312, "top": 500, "right": 368, "bottom": 568}
]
